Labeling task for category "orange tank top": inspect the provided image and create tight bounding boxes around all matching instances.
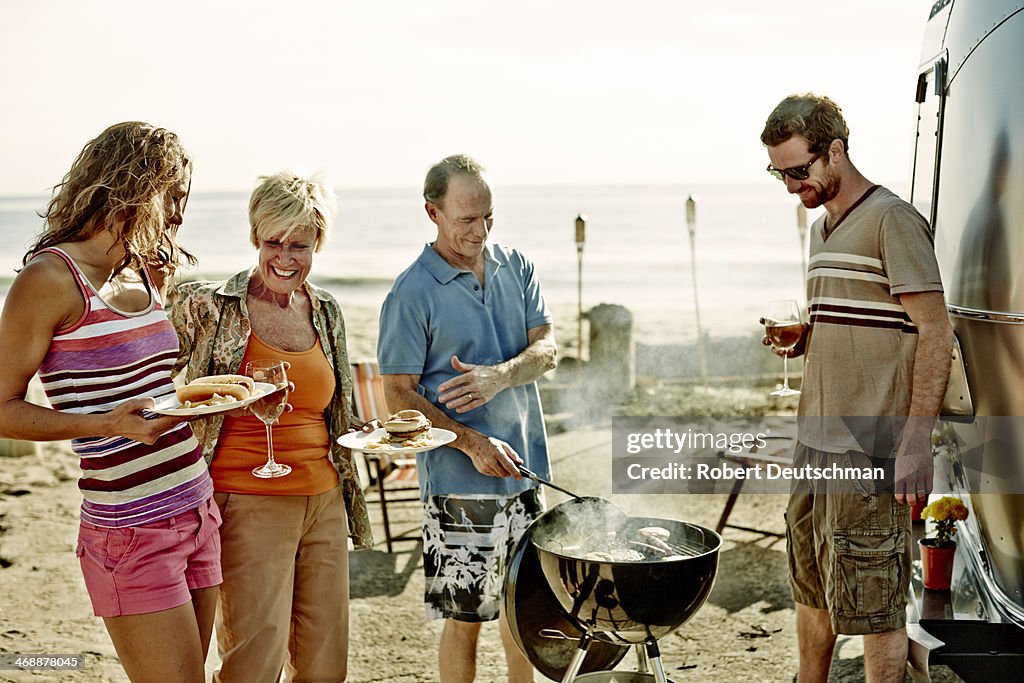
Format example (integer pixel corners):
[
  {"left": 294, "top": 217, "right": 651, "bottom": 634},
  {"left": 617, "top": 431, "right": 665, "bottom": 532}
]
[{"left": 211, "top": 332, "right": 338, "bottom": 495}]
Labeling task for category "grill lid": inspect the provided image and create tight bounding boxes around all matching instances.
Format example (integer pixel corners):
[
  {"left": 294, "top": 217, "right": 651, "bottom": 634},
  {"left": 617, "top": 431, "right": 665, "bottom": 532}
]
[{"left": 504, "top": 510, "right": 629, "bottom": 679}]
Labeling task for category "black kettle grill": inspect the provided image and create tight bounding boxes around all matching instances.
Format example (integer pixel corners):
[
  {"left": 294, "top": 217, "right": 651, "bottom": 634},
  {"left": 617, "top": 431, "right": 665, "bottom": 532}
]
[{"left": 504, "top": 498, "right": 722, "bottom": 683}]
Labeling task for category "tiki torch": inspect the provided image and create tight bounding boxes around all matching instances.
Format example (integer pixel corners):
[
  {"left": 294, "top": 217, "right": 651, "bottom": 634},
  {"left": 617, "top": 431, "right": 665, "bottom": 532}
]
[
  {"left": 575, "top": 213, "right": 586, "bottom": 360},
  {"left": 686, "top": 195, "right": 708, "bottom": 389},
  {"left": 796, "top": 202, "right": 808, "bottom": 282}
]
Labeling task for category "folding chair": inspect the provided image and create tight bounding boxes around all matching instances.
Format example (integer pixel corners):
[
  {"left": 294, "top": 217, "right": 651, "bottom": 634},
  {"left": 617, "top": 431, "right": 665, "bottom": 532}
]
[
  {"left": 715, "top": 419, "right": 796, "bottom": 537},
  {"left": 350, "top": 360, "right": 421, "bottom": 552}
]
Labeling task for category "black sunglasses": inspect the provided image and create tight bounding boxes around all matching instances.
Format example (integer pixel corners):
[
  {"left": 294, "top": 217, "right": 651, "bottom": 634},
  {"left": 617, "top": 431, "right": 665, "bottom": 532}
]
[{"left": 767, "top": 153, "right": 822, "bottom": 181}]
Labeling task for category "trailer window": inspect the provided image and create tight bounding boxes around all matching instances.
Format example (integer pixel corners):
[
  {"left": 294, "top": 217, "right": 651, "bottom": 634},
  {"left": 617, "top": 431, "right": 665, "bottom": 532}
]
[{"left": 911, "top": 69, "right": 941, "bottom": 224}]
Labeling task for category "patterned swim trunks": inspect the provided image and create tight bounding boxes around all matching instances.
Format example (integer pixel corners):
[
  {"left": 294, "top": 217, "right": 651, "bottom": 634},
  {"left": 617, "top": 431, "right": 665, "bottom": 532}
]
[{"left": 422, "top": 488, "right": 544, "bottom": 622}]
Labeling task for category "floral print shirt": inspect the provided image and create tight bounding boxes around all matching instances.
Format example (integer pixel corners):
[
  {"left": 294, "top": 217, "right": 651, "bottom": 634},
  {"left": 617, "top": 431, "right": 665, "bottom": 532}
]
[{"left": 170, "top": 269, "right": 372, "bottom": 550}]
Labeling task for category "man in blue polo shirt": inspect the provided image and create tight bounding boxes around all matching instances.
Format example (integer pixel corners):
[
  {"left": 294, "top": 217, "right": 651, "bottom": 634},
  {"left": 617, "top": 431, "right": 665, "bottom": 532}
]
[{"left": 377, "top": 154, "right": 556, "bottom": 682}]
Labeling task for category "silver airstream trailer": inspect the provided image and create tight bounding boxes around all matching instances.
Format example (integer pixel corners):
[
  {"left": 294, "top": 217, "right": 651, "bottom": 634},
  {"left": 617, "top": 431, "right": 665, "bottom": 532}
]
[{"left": 909, "top": 0, "right": 1024, "bottom": 677}]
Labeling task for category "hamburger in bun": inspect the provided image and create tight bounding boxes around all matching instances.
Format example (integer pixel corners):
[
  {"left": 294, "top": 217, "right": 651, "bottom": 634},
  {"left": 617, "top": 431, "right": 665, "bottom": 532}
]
[
  {"left": 176, "top": 374, "right": 255, "bottom": 408},
  {"left": 383, "top": 409, "right": 432, "bottom": 443}
]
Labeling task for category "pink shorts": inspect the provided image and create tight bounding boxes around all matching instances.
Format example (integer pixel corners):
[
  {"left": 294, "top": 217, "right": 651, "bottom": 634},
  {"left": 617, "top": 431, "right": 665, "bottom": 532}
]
[{"left": 75, "top": 497, "right": 223, "bottom": 617}]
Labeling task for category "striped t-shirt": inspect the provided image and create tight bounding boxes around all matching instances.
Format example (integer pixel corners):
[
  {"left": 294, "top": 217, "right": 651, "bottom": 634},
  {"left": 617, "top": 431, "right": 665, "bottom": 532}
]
[
  {"left": 798, "top": 186, "right": 944, "bottom": 453},
  {"left": 35, "top": 248, "right": 212, "bottom": 527}
]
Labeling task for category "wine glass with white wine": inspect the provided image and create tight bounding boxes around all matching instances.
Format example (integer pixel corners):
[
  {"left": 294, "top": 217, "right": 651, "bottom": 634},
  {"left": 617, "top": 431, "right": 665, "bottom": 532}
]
[
  {"left": 247, "top": 359, "right": 291, "bottom": 478},
  {"left": 763, "top": 299, "right": 802, "bottom": 397}
]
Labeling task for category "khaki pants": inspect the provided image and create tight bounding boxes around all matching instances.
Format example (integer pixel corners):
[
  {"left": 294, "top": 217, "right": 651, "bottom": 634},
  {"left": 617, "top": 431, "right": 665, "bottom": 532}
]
[{"left": 213, "top": 485, "right": 349, "bottom": 683}]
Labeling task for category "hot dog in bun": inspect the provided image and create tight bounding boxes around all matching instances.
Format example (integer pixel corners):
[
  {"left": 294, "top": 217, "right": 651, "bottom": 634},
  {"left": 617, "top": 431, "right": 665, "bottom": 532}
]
[
  {"left": 176, "top": 374, "right": 255, "bottom": 408},
  {"left": 383, "top": 409, "right": 432, "bottom": 442}
]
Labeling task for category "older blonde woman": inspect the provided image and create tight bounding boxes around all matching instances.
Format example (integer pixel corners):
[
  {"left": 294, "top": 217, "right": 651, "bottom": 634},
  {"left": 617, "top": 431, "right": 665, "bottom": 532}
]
[{"left": 172, "top": 171, "right": 371, "bottom": 682}]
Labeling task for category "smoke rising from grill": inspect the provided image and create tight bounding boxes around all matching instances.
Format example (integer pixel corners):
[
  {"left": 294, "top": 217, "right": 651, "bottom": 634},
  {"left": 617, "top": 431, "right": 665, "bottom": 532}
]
[{"left": 533, "top": 497, "right": 708, "bottom": 562}]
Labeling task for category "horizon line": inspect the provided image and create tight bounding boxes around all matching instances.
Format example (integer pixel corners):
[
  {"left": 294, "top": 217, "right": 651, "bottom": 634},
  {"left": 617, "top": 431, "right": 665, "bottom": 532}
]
[{"left": 0, "top": 177, "right": 909, "bottom": 200}]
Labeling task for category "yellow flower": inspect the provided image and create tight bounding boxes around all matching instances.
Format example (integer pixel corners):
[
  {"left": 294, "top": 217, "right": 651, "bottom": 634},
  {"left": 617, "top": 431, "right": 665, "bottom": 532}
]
[
  {"left": 921, "top": 496, "right": 968, "bottom": 522},
  {"left": 921, "top": 496, "right": 969, "bottom": 547}
]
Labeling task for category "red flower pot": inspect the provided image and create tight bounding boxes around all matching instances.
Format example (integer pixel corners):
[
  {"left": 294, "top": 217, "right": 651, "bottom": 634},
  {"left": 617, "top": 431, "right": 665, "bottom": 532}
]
[
  {"left": 910, "top": 499, "right": 927, "bottom": 522},
  {"left": 919, "top": 539, "right": 956, "bottom": 590}
]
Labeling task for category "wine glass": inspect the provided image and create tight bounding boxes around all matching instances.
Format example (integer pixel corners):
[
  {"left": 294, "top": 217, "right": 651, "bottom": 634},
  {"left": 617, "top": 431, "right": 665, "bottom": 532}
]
[
  {"left": 246, "top": 359, "right": 291, "bottom": 478},
  {"left": 763, "top": 299, "right": 802, "bottom": 397}
]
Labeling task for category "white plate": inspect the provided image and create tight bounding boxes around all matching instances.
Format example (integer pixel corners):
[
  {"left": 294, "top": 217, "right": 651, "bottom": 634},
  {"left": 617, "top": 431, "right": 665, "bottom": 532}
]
[
  {"left": 150, "top": 381, "right": 280, "bottom": 417},
  {"left": 337, "top": 427, "right": 457, "bottom": 454}
]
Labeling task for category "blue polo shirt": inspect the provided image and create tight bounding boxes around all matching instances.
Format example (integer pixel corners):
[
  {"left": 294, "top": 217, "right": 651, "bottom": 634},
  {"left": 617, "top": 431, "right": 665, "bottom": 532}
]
[{"left": 377, "top": 242, "right": 553, "bottom": 498}]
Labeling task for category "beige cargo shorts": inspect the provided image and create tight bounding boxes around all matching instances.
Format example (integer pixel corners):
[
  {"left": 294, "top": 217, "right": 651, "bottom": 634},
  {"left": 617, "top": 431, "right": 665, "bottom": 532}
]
[{"left": 785, "top": 442, "right": 912, "bottom": 635}]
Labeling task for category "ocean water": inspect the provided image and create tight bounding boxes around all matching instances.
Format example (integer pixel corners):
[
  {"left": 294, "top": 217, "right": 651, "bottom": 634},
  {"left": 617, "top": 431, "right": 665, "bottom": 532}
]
[{"left": 0, "top": 183, "right": 857, "bottom": 345}]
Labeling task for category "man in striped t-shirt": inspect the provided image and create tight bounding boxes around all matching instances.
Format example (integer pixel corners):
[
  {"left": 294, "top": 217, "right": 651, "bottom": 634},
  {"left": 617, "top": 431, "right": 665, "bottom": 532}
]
[{"left": 761, "top": 94, "right": 953, "bottom": 683}]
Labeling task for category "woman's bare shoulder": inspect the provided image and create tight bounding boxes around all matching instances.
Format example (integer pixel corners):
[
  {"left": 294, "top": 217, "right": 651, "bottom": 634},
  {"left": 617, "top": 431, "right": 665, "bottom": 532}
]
[
  {"left": 9, "top": 253, "right": 85, "bottom": 327},
  {"left": 16, "top": 252, "right": 79, "bottom": 291}
]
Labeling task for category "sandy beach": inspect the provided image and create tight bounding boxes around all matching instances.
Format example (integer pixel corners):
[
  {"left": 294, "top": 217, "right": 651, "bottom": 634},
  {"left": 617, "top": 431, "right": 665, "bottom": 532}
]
[{"left": 0, "top": 319, "right": 963, "bottom": 682}]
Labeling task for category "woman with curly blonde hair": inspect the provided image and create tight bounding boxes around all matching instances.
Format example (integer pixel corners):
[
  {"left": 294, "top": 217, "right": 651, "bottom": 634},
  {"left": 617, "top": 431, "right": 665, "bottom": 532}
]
[{"left": 0, "top": 122, "right": 220, "bottom": 682}]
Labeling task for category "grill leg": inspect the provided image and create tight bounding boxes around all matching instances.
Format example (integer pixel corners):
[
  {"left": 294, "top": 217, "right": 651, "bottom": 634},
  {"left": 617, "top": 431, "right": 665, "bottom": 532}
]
[
  {"left": 560, "top": 630, "right": 593, "bottom": 683},
  {"left": 645, "top": 637, "right": 669, "bottom": 683}
]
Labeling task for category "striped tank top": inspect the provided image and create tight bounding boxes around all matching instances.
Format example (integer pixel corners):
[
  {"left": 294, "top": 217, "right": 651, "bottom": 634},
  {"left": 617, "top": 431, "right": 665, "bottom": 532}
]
[{"left": 35, "top": 247, "right": 212, "bottom": 528}]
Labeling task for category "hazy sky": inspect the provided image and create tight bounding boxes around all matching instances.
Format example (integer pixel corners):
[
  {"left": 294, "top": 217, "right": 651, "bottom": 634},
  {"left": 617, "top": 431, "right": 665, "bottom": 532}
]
[{"left": 1, "top": 0, "right": 933, "bottom": 193}]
